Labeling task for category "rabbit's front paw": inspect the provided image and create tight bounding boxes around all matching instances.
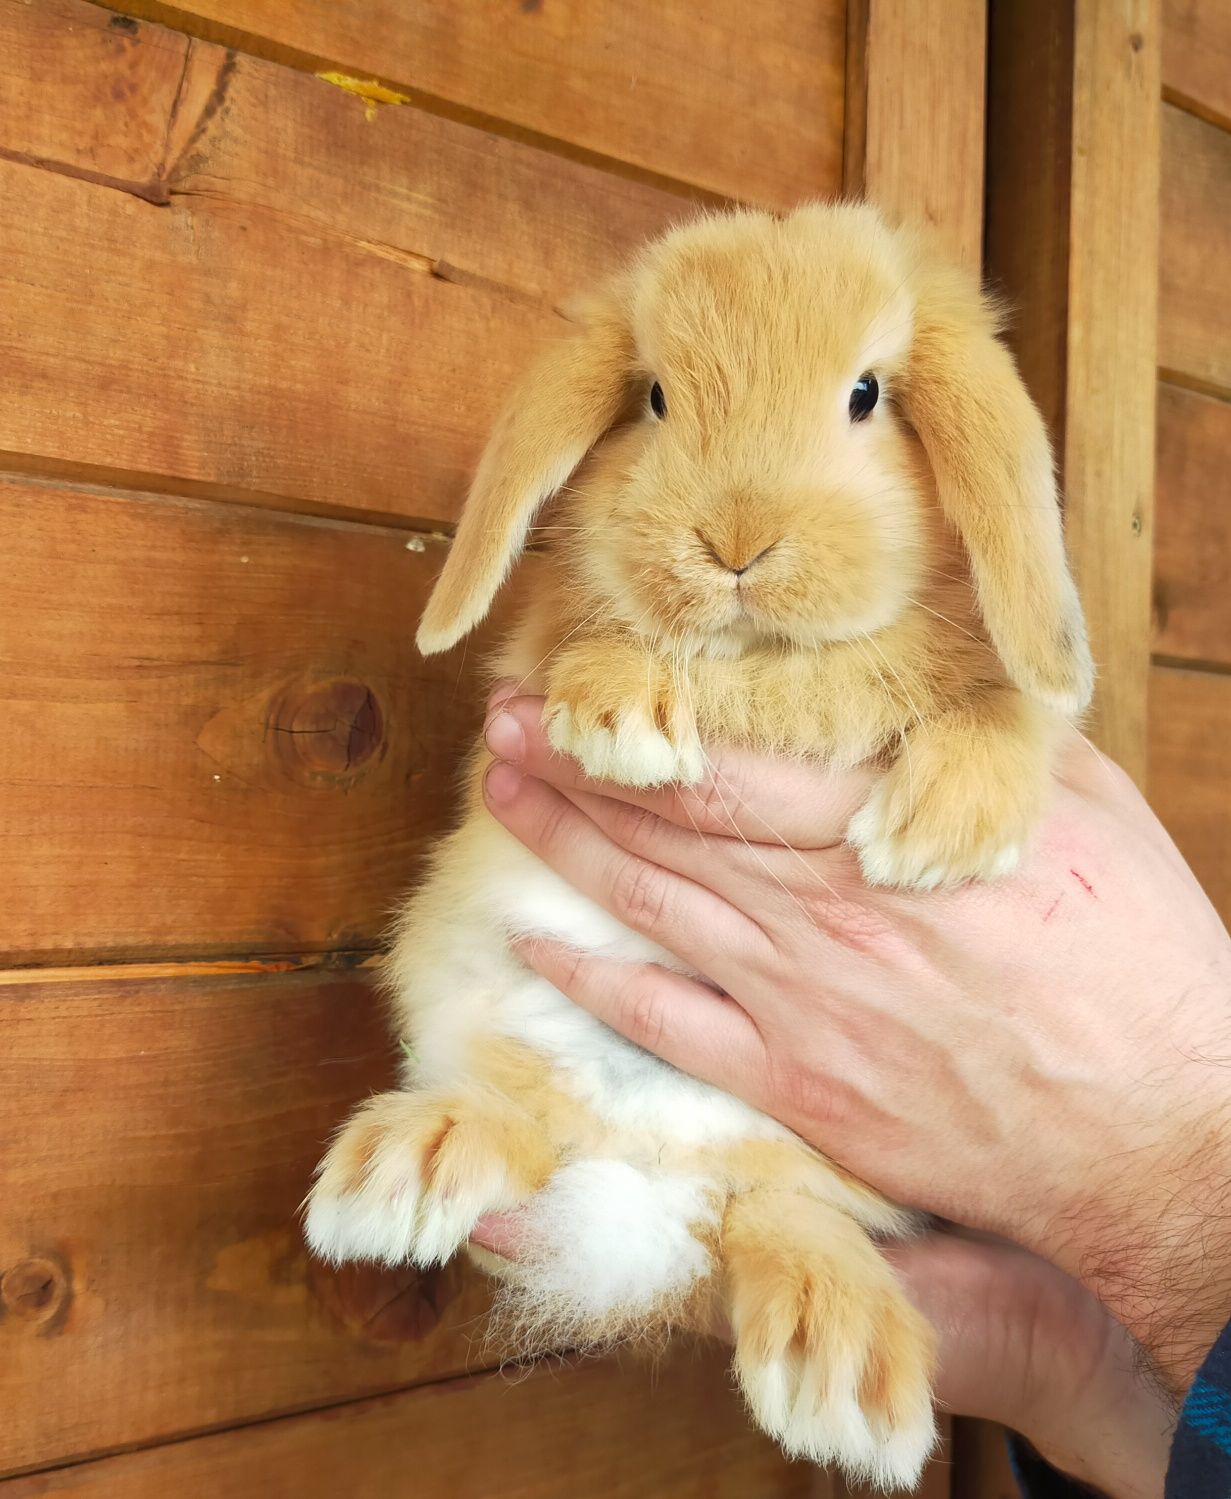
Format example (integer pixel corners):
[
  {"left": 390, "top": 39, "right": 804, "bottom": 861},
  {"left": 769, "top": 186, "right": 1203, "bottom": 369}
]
[
  {"left": 304, "top": 1088, "right": 554, "bottom": 1268},
  {"left": 848, "top": 695, "right": 1051, "bottom": 889},
  {"left": 848, "top": 769, "right": 1028, "bottom": 890},
  {"left": 544, "top": 650, "right": 703, "bottom": 787}
]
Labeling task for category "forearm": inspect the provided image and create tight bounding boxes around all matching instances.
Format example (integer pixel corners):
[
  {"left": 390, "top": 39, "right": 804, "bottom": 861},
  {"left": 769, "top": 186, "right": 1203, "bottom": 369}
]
[{"left": 1068, "top": 1105, "right": 1231, "bottom": 1395}]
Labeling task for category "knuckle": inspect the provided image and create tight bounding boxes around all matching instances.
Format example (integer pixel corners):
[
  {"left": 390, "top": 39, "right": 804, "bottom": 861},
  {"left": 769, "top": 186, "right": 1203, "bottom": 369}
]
[
  {"left": 771, "top": 1058, "right": 841, "bottom": 1131},
  {"left": 607, "top": 798, "right": 660, "bottom": 854},
  {"left": 533, "top": 794, "right": 580, "bottom": 857},
  {"left": 551, "top": 943, "right": 589, "bottom": 996},
  {"left": 612, "top": 855, "right": 671, "bottom": 934},
  {"left": 813, "top": 893, "right": 897, "bottom": 954},
  {"left": 620, "top": 975, "right": 669, "bottom": 1053},
  {"left": 688, "top": 769, "right": 739, "bottom": 830}
]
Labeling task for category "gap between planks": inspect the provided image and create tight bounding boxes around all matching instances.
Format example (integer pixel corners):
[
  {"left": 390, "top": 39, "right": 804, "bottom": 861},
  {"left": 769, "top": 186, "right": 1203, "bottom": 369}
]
[
  {"left": 1161, "top": 82, "right": 1231, "bottom": 136},
  {"left": 80, "top": 0, "right": 734, "bottom": 212},
  {"left": 0, "top": 1361, "right": 511, "bottom": 1487},
  {"left": 0, "top": 952, "right": 385, "bottom": 988},
  {"left": 1159, "top": 367, "right": 1231, "bottom": 406},
  {"left": 0, "top": 460, "right": 457, "bottom": 543},
  {"left": 1151, "top": 654, "right": 1231, "bottom": 679}
]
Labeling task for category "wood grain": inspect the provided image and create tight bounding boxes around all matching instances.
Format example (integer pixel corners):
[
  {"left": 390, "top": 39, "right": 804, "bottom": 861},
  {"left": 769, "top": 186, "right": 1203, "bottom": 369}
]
[
  {"left": 0, "top": 1352, "right": 828, "bottom": 1498},
  {"left": 1148, "top": 666, "right": 1231, "bottom": 924},
  {"left": 87, "top": 0, "right": 846, "bottom": 209},
  {"left": 1159, "top": 102, "right": 1231, "bottom": 398},
  {"left": 0, "top": 0, "right": 689, "bottom": 525},
  {"left": 847, "top": 0, "right": 986, "bottom": 268},
  {"left": 0, "top": 969, "right": 491, "bottom": 1476},
  {"left": 0, "top": 0, "right": 186, "bottom": 194},
  {"left": 0, "top": 475, "right": 503, "bottom": 964},
  {"left": 1153, "top": 382, "right": 1231, "bottom": 665},
  {"left": 1164, "top": 0, "right": 1231, "bottom": 128},
  {"left": 1064, "top": 1, "right": 1160, "bottom": 781},
  {"left": 987, "top": 0, "right": 1160, "bottom": 783}
]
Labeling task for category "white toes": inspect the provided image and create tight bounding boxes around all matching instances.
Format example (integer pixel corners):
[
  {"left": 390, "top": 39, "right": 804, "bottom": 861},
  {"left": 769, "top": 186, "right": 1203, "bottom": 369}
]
[
  {"left": 741, "top": 1349, "right": 935, "bottom": 1491},
  {"left": 848, "top": 788, "right": 1024, "bottom": 890},
  {"left": 304, "top": 1177, "right": 420, "bottom": 1267},
  {"left": 547, "top": 704, "right": 704, "bottom": 788},
  {"left": 304, "top": 1118, "right": 519, "bottom": 1271}
]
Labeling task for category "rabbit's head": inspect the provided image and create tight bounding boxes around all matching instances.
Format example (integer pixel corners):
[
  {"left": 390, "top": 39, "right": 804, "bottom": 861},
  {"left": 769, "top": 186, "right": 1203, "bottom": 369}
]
[{"left": 419, "top": 203, "right": 1092, "bottom": 716}]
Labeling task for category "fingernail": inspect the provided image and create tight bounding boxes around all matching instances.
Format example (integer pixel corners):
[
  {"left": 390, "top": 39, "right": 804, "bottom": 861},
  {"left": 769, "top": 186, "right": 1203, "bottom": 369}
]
[
  {"left": 487, "top": 678, "right": 517, "bottom": 713},
  {"left": 484, "top": 761, "right": 524, "bottom": 805},
  {"left": 485, "top": 710, "right": 525, "bottom": 764}
]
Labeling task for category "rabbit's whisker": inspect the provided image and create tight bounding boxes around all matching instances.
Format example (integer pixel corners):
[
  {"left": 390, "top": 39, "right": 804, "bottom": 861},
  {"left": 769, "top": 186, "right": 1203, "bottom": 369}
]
[
  {"left": 507, "top": 602, "right": 609, "bottom": 697},
  {"left": 906, "top": 596, "right": 986, "bottom": 646}
]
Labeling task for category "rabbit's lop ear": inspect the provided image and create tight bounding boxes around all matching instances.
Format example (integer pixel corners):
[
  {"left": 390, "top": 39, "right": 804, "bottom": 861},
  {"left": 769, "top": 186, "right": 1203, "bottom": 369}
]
[
  {"left": 900, "top": 260, "right": 1094, "bottom": 717},
  {"left": 416, "top": 293, "right": 632, "bottom": 656}
]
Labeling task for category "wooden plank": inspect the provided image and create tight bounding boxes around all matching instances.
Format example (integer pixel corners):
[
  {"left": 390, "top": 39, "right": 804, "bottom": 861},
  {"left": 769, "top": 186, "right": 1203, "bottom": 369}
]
[
  {"left": 0, "top": 0, "right": 689, "bottom": 525},
  {"left": 0, "top": 0, "right": 186, "bottom": 195},
  {"left": 986, "top": 0, "right": 1160, "bottom": 783},
  {"left": 1159, "top": 102, "right": 1231, "bottom": 397},
  {"left": 1153, "top": 382, "right": 1231, "bottom": 665},
  {"left": 1164, "top": 0, "right": 1231, "bottom": 129},
  {"left": 0, "top": 970, "right": 492, "bottom": 1476},
  {"left": 1149, "top": 666, "right": 1231, "bottom": 925},
  {"left": 951, "top": 1420, "right": 1018, "bottom": 1499},
  {"left": 846, "top": 0, "right": 986, "bottom": 268},
  {"left": 88, "top": 0, "right": 846, "bottom": 209},
  {"left": 0, "top": 475, "right": 496, "bottom": 964},
  {"left": 0, "top": 1352, "right": 827, "bottom": 1498},
  {"left": 1065, "top": 1, "right": 1161, "bottom": 782}
]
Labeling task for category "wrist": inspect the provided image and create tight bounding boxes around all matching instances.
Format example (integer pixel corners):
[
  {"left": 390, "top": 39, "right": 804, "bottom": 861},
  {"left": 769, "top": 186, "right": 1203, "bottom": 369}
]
[
  {"left": 1060, "top": 1080, "right": 1231, "bottom": 1394},
  {"left": 1008, "top": 1282, "right": 1174, "bottom": 1499}
]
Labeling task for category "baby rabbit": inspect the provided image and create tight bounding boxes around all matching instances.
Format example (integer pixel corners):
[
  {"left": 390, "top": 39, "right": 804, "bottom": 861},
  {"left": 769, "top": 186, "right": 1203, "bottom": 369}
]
[{"left": 306, "top": 202, "right": 1092, "bottom": 1489}]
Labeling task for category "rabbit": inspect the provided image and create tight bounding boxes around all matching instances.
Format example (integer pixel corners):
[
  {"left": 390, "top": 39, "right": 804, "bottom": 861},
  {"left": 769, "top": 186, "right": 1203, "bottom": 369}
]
[{"left": 304, "top": 202, "right": 1092, "bottom": 1490}]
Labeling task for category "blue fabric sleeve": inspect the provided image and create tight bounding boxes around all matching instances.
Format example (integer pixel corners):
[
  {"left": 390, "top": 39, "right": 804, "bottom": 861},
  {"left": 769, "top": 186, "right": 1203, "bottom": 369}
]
[
  {"left": 1007, "top": 1435, "right": 1097, "bottom": 1497},
  {"left": 1007, "top": 1316, "right": 1231, "bottom": 1498},
  {"left": 1166, "top": 1318, "right": 1231, "bottom": 1498}
]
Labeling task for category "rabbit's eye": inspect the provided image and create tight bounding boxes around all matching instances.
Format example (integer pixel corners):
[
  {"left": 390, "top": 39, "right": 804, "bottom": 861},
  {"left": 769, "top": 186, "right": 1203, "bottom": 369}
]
[
  {"left": 649, "top": 381, "right": 667, "bottom": 419},
  {"left": 849, "top": 373, "right": 879, "bottom": 422}
]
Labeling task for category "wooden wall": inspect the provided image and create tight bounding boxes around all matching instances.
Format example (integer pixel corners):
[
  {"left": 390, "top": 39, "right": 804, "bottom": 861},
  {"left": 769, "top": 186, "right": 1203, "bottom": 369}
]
[
  {"left": 1149, "top": 0, "right": 1231, "bottom": 924},
  {"left": 0, "top": 0, "right": 904, "bottom": 1493}
]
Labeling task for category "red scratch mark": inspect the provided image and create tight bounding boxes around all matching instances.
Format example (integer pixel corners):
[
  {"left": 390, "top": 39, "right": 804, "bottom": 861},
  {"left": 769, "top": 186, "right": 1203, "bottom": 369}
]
[
  {"left": 1070, "top": 868, "right": 1096, "bottom": 897},
  {"left": 1043, "top": 896, "right": 1063, "bottom": 922}
]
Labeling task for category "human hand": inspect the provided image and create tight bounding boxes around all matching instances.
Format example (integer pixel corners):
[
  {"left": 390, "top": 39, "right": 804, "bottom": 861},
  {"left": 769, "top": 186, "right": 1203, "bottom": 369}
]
[
  {"left": 481, "top": 691, "right": 1231, "bottom": 1392},
  {"left": 472, "top": 1208, "right": 1172, "bottom": 1495},
  {"left": 886, "top": 1232, "right": 1172, "bottom": 1498}
]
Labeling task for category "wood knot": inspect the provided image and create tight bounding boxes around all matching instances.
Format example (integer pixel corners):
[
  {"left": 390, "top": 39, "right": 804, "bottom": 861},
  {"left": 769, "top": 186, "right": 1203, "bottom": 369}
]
[
  {"left": 1, "top": 1255, "right": 71, "bottom": 1332},
  {"left": 264, "top": 679, "right": 385, "bottom": 786},
  {"left": 309, "top": 1259, "right": 462, "bottom": 1343}
]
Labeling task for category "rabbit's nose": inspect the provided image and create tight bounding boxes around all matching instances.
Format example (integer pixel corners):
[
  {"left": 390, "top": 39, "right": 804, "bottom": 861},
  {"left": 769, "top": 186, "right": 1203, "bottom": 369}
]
[{"left": 696, "top": 530, "right": 778, "bottom": 577}]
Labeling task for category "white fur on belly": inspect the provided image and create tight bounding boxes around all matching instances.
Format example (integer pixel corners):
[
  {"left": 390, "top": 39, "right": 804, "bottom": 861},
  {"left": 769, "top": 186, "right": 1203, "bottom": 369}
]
[
  {"left": 388, "top": 814, "right": 788, "bottom": 1147},
  {"left": 486, "top": 1159, "right": 718, "bottom": 1334}
]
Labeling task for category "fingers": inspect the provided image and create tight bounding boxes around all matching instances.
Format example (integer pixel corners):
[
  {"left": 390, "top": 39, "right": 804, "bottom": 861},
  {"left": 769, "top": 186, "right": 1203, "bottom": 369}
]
[
  {"left": 485, "top": 692, "right": 874, "bottom": 849},
  {"left": 515, "top": 936, "right": 766, "bottom": 1100},
  {"left": 558, "top": 781, "right": 820, "bottom": 907},
  {"left": 485, "top": 763, "right": 773, "bottom": 976}
]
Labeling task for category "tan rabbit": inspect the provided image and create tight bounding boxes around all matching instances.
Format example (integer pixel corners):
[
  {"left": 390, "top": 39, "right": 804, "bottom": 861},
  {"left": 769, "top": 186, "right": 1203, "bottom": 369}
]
[{"left": 305, "top": 202, "right": 1092, "bottom": 1489}]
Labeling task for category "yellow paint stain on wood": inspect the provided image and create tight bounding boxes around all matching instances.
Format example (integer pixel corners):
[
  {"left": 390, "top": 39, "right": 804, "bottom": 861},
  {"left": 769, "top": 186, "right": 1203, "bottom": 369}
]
[{"left": 315, "top": 71, "right": 411, "bottom": 121}]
